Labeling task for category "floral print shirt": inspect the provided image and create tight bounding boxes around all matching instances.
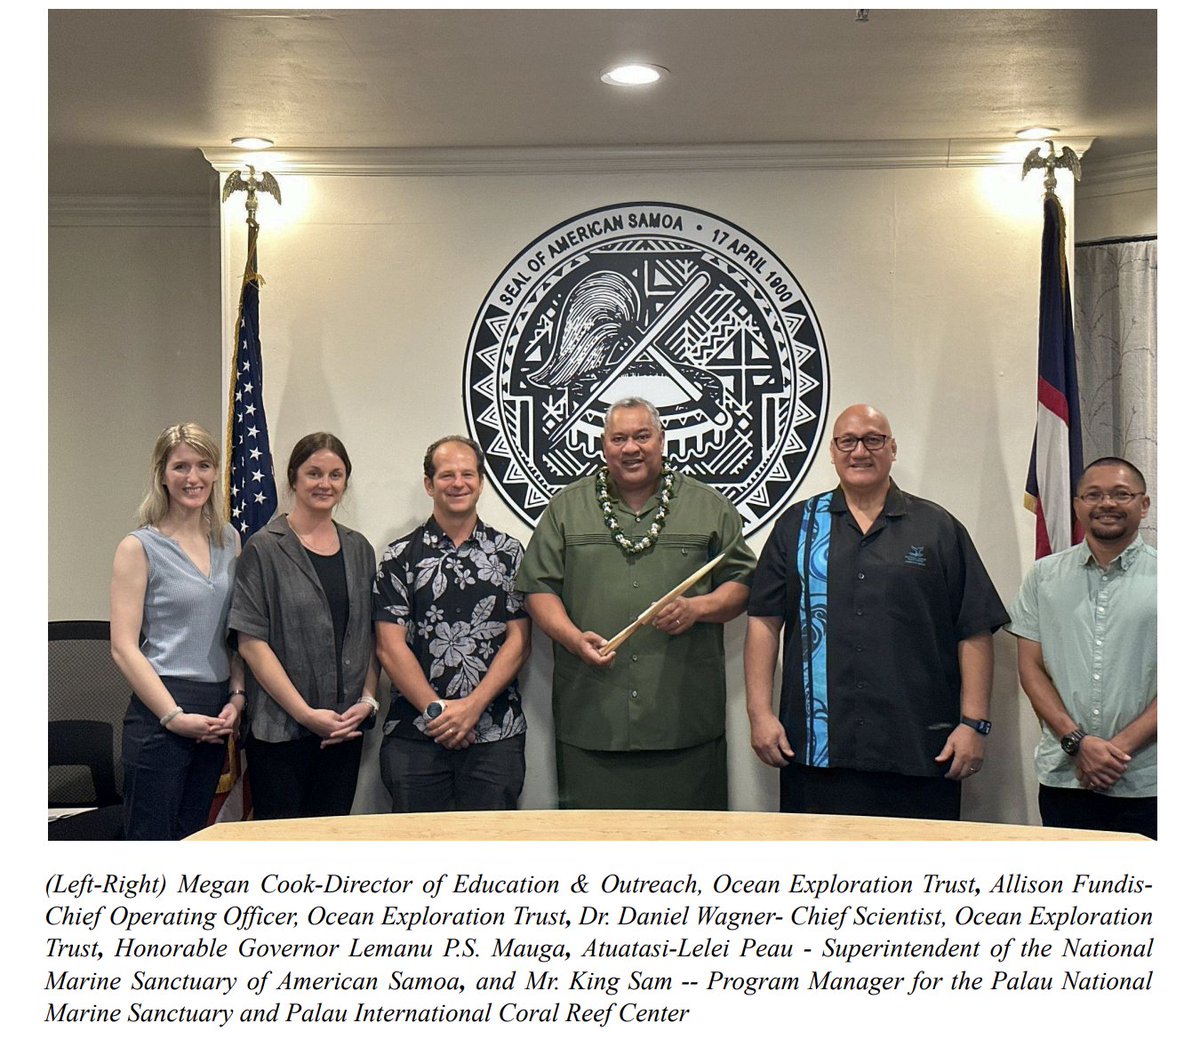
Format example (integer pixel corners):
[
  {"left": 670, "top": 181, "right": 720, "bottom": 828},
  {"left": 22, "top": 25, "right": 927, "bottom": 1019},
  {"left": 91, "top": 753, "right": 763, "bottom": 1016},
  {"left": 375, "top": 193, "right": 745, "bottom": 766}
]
[{"left": 373, "top": 517, "right": 527, "bottom": 743}]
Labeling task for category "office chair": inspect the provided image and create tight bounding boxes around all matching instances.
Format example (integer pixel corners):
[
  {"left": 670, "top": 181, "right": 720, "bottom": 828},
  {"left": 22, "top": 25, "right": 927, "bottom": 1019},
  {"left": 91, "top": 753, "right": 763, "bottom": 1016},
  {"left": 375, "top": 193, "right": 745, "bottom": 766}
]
[{"left": 48, "top": 620, "right": 127, "bottom": 840}]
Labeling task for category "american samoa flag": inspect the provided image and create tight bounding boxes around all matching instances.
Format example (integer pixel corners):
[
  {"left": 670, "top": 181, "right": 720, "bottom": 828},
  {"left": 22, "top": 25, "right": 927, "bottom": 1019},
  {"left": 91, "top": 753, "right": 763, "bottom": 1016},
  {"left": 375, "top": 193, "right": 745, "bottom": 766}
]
[
  {"left": 226, "top": 224, "right": 277, "bottom": 540},
  {"left": 1024, "top": 193, "right": 1083, "bottom": 558}
]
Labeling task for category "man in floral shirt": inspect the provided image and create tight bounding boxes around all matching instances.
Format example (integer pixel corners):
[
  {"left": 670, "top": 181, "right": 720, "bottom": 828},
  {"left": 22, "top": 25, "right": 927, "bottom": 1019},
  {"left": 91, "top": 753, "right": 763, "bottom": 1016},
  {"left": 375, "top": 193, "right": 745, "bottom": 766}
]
[{"left": 374, "top": 436, "right": 531, "bottom": 811}]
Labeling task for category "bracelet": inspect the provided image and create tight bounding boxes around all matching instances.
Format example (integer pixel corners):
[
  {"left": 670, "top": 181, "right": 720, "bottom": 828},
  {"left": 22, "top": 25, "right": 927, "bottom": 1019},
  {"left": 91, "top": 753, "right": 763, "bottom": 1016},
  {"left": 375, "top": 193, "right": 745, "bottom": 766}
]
[
  {"left": 160, "top": 707, "right": 184, "bottom": 728},
  {"left": 229, "top": 688, "right": 247, "bottom": 699},
  {"left": 357, "top": 696, "right": 380, "bottom": 714}
]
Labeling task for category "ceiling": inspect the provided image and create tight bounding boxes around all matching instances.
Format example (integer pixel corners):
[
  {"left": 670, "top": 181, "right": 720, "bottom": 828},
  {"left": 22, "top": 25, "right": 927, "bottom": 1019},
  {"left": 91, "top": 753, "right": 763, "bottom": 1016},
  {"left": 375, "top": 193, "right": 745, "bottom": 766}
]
[{"left": 48, "top": 7, "right": 1157, "bottom": 198}]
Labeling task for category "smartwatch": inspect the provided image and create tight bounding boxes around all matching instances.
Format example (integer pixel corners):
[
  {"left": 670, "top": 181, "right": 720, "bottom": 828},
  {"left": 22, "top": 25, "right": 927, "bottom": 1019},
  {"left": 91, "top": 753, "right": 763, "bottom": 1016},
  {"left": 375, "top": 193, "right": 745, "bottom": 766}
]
[
  {"left": 424, "top": 701, "right": 444, "bottom": 722},
  {"left": 959, "top": 716, "right": 992, "bottom": 736}
]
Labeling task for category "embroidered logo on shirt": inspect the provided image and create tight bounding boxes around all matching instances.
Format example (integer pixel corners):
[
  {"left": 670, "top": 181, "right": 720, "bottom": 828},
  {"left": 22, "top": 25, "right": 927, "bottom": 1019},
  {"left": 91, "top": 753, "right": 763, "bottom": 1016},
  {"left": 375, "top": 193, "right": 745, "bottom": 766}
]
[{"left": 904, "top": 546, "right": 927, "bottom": 567}]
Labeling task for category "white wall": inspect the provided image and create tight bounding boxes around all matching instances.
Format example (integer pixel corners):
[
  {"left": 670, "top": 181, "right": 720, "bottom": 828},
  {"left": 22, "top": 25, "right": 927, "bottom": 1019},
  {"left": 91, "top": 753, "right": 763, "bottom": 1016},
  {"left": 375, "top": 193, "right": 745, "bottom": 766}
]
[
  {"left": 48, "top": 204, "right": 221, "bottom": 621},
  {"left": 1075, "top": 150, "right": 1156, "bottom": 242},
  {"left": 46, "top": 156, "right": 1098, "bottom": 828},
  {"left": 208, "top": 158, "right": 1054, "bottom": 825}
]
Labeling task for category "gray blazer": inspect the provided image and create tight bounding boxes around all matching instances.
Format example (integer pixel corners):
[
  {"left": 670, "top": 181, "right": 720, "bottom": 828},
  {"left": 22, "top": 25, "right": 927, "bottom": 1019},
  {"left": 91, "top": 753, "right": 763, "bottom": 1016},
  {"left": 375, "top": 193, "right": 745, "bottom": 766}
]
[{"left": 230, "top": 515, "right": 376, "bottom": 743}]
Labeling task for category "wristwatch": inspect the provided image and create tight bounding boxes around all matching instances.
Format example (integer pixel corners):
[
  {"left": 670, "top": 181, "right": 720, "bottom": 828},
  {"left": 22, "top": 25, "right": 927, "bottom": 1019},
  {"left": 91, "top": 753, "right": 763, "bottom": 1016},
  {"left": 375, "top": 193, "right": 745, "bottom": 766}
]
[
  {"left": 1061, "top": 727, "right": 1088, "bottom": 756},
  {"left": 424, "top": 701, "right": 444, "bottom": 722},
  {"left": 959, "top": 716, "right": 992, "bottom": 736}
]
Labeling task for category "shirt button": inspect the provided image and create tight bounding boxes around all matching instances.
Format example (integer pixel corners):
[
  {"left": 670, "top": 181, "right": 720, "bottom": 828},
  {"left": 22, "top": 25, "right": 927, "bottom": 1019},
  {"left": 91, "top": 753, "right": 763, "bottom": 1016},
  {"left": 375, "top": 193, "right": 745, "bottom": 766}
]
[
  {"left": 857, "top": 572, "right": 865, "bottom": 580},
  {"left": 855, "top": 645, "right": 864, "bottom": 653},
  {"left": 633, "top": 581, "right": 639, "bottom": 588},
  {"left": 855, "top": 609, "right": 864, "bottom": 616},
  {"left": 631, "top": 690, "right": 639, "bottom": 699},
  {"left": 631, "top": 654, "right": 638, "bottom": 663},
  {"left": 1092, "top": 674, "right": 1101, "bottom": 681},
  {"left": 856, "top": 681, "right": 866, "bottom": 689}
]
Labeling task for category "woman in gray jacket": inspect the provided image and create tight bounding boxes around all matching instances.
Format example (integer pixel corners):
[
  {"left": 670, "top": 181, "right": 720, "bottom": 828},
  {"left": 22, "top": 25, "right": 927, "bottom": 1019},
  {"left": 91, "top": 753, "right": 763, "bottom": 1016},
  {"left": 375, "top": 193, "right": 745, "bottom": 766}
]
[{"left": 230, "top": 432, "right": 380, "bottom": 819}]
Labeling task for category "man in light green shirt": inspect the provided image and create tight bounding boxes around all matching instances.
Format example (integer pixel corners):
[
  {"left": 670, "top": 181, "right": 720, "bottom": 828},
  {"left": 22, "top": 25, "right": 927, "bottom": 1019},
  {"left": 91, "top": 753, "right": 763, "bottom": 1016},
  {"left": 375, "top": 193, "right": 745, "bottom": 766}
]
[
  {"left": 516, "top": 397, "right": 756, "bottom": 810},
  {"left": 1008, "top": 458, "right": 1156, "bottom": 837}
]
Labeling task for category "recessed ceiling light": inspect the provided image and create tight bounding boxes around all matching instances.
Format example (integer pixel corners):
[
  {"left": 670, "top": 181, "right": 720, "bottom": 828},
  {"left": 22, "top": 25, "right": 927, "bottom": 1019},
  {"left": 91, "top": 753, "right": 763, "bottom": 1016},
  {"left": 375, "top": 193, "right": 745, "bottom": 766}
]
[
  {"left": 231, "top": 136, "right": 274, "bottom": 150},
  {"left": 601, "top": 64, "right": 668, "bottom": 87},
  {"left": 1015, "top": 126, "right": 1060, "bottom": 140}
]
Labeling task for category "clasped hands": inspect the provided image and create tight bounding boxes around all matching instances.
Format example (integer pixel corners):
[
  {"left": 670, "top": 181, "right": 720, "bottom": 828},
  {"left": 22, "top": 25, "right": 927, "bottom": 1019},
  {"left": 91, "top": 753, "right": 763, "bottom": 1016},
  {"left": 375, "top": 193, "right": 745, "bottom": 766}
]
[
  {"left": 167, "top": 703, "right": 240, "bottom": 744},
  {"left": 306, "top": 702, "right": 374, "bottom": 749},
  {"left": 1075, "top": 735, "right": 1132, "bottom": 791},
  {"left": 423, "top": 699, "right": 482, "bottom": 751}
]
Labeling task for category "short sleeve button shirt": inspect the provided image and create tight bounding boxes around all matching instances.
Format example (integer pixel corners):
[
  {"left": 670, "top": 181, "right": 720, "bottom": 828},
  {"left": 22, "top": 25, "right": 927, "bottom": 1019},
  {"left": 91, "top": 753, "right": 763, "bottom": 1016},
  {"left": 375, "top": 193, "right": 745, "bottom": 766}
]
[
  {"left": 516, "top": 472, "right": 756, "bottom": 751},
  {"left": 748, "top": 483, "right": 1009, "bottom": 777},
  {"left": 373, "top": 518, "right": 527, "bottom": 744},
  {"left": 1008, "top": 537, "right": 1156, "bottom": 797}
]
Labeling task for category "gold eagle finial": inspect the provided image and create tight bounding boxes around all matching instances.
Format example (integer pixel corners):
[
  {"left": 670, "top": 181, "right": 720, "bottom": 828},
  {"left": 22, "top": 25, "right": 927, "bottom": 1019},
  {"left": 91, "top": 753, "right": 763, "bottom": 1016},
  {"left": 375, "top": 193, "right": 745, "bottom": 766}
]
[
  {"left": 221, "top": 166, "right": 282, "bottom": 227},
  {"left": 1021, "top": 140, "right": 1082, "bottom": 197}
]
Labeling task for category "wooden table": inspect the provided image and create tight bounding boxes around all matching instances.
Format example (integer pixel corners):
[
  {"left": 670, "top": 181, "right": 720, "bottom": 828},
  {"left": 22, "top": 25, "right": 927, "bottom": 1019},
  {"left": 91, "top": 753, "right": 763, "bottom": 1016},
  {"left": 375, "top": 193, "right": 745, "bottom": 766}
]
[{"left": 189, "top": 809, "right": 1144, "bottom": 842}]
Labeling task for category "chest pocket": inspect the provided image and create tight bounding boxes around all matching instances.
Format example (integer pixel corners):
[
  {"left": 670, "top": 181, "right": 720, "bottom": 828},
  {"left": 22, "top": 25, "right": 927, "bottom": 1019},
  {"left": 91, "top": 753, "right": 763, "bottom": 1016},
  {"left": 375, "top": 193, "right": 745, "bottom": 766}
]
[
  {"left": 656, "top": 534, "right": 720, "bottom": 587},
  {"left": 879, "top": 541, "right": 950, "bottom": 621}
]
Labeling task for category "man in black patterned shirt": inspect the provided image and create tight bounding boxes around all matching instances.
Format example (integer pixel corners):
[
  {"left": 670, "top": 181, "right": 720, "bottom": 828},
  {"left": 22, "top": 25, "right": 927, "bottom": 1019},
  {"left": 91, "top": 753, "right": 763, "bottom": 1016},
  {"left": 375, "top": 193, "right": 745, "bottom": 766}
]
[{"left": 373, "top": 436, "right": 531, "bottom": 811}]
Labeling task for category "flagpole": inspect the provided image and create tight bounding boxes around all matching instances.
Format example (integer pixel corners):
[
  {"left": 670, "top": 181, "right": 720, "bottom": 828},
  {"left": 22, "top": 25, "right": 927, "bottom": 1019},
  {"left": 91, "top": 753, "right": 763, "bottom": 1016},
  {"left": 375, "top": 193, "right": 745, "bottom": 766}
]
[
  {"left": 1021, "top": 141, "right": 1084, "bottom": 558},
  {"left": 225, "top": 224, "right": 258, "bottom": 497},
  {"left": 221, "top": 167, "right": 279, "bottom": 502},
  {"left": 211, "top": 167, "right": 282, "bottom": 823},
  {"left": 221, "top": 166, "right": 281, "bottom": 540}
]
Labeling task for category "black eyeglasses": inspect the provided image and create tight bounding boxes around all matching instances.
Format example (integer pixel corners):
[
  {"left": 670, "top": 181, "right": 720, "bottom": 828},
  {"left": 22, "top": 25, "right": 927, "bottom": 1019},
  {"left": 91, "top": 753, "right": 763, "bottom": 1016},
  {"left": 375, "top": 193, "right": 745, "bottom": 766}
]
[
  {"left": 1075, "top": 490, "right": 1145, "bottom": 505},
  {"left": 832, "top": 433, "right": 890, "bottom": 452}
]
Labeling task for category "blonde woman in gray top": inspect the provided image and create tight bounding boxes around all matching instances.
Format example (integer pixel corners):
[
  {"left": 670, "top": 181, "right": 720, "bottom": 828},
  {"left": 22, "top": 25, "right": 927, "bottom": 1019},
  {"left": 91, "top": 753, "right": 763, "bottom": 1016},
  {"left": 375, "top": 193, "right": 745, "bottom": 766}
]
[{"left": 110, "top": 423, "right": 244, "bottom": 840}]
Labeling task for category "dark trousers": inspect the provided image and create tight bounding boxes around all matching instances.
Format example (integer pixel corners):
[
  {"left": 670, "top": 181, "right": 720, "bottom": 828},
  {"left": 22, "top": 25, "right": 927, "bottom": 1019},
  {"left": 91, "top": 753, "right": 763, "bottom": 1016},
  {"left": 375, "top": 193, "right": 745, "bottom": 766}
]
[
  {"left": 121, "top": 678, "right": 228, "bottom": 841},
  {"left": 555, "top": 737, "right": 728, "bottom": 811},
  {"left": 246, "top": 733, "right": 363, "bottom": 820},
  {"left": 380, "top": 733, "right": 525, "bottom": 813},
  {"left": 781, "top": 764, "right": 962, "bottom": 821},
  {"left": 1039, "top": 785, "right": 1157, "bottom": 839}
]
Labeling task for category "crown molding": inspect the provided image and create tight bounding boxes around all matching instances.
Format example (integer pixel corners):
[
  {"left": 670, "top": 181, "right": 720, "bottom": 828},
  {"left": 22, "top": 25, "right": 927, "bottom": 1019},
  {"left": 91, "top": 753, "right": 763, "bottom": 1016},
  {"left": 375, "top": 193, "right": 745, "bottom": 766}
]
[
  {"left": 49, "top": 195, "right": 217, "bottom": 227},
  {"left": 1077, "top": 150, "right": 1157, "bottom": 198},
  {"left": 202, "top": 138, "right": 1096, "bottom": 178}
]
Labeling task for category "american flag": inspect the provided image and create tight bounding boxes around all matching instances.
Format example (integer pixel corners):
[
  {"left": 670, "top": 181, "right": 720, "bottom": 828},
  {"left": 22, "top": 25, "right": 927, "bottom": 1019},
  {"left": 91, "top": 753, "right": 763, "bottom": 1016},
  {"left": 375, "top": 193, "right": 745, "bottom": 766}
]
[
  {"left": 213, "top": 224, "right": 276, "bottom": 827},
  {"left": 1023, "top": 192, "right": 1083, "bottom": 558},
  {"left": 226, "top": 225, "right": 277, "bottom": 539}
]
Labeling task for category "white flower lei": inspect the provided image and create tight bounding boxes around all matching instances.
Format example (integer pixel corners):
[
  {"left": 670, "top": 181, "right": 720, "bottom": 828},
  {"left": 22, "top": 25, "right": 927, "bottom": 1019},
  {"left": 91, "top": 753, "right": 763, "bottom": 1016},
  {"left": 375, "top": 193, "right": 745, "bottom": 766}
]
[{"left": 596, "top": 463, "right": 676, "bottom": 555}]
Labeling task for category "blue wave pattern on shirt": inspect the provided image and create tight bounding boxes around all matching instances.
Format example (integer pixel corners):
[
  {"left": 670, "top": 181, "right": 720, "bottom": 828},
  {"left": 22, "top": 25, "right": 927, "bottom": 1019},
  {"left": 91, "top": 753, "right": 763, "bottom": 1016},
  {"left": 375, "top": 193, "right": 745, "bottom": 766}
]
[{"left": 796, "top": 493, "right": 832, "bottom": 766}]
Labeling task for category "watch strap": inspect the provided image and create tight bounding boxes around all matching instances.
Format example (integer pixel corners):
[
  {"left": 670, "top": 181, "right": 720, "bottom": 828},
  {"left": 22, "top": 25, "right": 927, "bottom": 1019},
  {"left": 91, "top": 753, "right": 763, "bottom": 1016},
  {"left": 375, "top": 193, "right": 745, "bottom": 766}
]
[
  {"left": 1061, "top": 727, "right": 1088, "bottom": 756},
  {"left": 960, "top": 715, "right": 992, "bottom": 736}
]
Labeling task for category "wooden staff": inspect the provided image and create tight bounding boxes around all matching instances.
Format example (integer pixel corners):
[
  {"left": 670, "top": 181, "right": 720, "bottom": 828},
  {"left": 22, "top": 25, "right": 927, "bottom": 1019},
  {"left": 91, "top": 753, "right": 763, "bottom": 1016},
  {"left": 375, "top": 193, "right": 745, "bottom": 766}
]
[{"left": 599, "top": 551, "right": 727, "bottom": 656}]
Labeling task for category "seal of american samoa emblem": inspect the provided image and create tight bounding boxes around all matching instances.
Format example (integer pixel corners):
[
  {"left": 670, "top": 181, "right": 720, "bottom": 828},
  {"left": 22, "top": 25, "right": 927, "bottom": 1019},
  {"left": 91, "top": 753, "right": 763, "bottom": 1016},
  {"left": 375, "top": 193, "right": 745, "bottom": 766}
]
[{"left": 463, "top": 202, "right": 829, "bottom": 534}]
